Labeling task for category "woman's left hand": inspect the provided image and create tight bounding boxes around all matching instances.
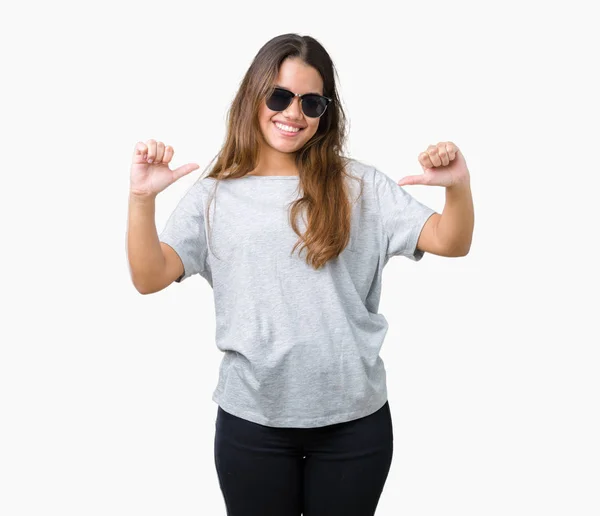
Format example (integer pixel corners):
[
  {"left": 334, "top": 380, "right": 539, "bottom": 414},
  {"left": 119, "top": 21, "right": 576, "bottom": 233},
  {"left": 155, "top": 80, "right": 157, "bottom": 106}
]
[{"left": 398, "top": 142, "right": 470, "bottom": 188}]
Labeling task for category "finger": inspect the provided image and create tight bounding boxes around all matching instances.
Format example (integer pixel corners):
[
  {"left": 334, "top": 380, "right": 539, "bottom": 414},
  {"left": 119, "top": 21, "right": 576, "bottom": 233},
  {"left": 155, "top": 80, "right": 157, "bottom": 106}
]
[
  {"left": 146, "top": 139, "right": 157, "bottom": 163},
  {"left": 437, "top": 143, "right": 450, "bottom": 166},
  {"left": 397, "top": 174, "right": 425, "bottom": 187},
  {"left": 172, "top": 163, "right": 200, "bottom": 182},
  {"left": 134, "top": 141, "right": 148, "bottom": 163},
  {"left": 445, "top": 142, "right": 457, "bottom": 161},
  {"left": 427, "top": 145, "right": 442, "bottom": 167},
  {"left": 163, "top": 145, "right": 174, "bottom": 164},
  {"left": 418, "top": 152, "right": 434, "bottom": 168},
  {"left": 155, "top": 141, "right": 166, "bottom": 163}
]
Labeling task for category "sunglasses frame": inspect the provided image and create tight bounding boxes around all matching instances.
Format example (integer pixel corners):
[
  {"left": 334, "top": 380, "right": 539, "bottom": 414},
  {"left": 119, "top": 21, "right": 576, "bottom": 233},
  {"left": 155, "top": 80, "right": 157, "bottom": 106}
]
[{"left": 266, "top": 87, "right": 333, "bottom": 118}]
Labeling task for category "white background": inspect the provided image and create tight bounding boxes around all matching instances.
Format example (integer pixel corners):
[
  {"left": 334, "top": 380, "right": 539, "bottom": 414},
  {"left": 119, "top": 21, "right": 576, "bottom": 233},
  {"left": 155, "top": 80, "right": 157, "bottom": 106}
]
[{"left": 2, "top": 0, "right": 599, "bottom": 514}]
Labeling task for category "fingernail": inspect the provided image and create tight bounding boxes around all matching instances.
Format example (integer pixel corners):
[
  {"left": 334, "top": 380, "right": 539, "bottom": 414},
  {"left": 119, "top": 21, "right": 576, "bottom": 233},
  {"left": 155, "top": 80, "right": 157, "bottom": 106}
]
[{"left": 147, "top": 158, "right": 153, "bottom": 163}]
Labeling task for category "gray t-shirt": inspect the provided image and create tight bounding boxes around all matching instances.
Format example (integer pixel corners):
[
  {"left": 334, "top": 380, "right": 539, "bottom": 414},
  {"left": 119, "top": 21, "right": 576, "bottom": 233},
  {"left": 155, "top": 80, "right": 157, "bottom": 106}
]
[{"left": 158, "top": 158, "right": 436, "bottom": 428}]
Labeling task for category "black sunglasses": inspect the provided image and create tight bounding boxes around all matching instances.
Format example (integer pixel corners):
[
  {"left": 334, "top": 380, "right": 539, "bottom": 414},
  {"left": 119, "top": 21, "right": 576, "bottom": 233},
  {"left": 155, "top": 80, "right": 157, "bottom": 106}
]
[{"left": 266, "top": 87, "right": 332, "bottom": 118}]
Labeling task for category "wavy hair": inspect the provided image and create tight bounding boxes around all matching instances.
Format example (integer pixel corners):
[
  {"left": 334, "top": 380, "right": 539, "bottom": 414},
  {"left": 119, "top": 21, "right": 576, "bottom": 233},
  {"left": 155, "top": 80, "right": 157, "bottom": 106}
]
[{"left": 202, "top": 33, "right": 362, "bottom": 269}]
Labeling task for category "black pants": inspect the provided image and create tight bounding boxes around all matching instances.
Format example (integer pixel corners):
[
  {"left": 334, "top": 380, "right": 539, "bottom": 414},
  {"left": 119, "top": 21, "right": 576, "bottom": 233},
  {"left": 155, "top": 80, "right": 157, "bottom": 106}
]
[{"left": 214, "top": 401, "right": 394, "bottom": 516}]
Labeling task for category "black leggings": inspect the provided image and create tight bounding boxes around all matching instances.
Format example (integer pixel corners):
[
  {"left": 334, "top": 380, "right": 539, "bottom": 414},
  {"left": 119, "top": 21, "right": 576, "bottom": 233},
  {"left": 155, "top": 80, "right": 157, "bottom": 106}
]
[{"left": 214, "top": 401, "right": 394, "bottom": 516}]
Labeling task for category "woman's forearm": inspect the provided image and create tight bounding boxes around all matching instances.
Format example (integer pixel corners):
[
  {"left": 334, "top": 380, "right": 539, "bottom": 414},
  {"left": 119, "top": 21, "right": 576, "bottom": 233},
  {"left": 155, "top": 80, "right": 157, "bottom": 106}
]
[
  {"left": 436, "top": 181, "right": 474, "bottom": 256},
  {"left": 126, "top": 194, "right": 167, "bottom": 293}
]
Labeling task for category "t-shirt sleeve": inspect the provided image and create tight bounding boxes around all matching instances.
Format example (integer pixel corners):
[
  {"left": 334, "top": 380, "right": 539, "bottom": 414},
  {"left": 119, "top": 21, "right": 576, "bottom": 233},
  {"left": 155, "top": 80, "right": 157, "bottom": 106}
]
[
  {"left": 158, "top": 182, "right": 208, "bottom": 283},
  {"left": 373, "top": 167, "right": 437, "bottom": 261}
]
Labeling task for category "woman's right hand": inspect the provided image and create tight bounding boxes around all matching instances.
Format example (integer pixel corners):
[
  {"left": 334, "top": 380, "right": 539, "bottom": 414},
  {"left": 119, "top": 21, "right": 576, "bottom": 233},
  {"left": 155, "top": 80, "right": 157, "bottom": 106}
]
[{"left": 129, "top": 139, "right": 200, "bottom": 199}]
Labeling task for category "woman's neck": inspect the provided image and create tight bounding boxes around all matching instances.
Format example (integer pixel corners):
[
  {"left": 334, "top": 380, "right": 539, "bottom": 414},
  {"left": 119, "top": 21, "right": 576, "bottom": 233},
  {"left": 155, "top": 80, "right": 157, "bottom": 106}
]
[{"left": 250, "top": 145, "right": 299, "bottom": 176}]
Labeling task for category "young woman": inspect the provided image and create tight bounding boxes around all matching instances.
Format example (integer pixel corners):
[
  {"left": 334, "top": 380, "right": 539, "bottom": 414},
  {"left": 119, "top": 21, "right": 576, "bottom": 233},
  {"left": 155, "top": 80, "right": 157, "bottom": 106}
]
[{"left": 127, "top": 33, "right": 474, "bottom": 516}]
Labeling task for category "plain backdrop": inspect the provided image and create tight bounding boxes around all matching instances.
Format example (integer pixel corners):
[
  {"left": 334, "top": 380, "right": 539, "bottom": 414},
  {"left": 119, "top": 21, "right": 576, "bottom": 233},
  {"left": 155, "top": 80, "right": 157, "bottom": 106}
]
[{"left": 1, "top": 0, "right": 599, "bottom": 515}]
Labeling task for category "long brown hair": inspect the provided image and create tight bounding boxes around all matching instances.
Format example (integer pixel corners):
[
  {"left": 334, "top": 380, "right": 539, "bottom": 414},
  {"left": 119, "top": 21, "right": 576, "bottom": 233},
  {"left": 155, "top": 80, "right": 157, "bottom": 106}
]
[{"left": 202, "top": 33, "right": 362, "bottom": 270}]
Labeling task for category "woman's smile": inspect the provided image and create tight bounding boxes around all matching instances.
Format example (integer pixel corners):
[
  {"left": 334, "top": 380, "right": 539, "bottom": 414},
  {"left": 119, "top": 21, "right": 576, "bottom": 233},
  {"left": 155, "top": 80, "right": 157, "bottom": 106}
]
[{"left": 273, "top": 121, "right": 305, "bottom": 137}]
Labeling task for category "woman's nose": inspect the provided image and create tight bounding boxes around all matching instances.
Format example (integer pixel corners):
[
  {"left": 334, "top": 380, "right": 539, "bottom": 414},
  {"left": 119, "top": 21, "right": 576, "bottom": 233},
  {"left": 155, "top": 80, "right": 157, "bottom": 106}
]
[{"left": 282, "top": 96, "right": 303, "bottom": 119}]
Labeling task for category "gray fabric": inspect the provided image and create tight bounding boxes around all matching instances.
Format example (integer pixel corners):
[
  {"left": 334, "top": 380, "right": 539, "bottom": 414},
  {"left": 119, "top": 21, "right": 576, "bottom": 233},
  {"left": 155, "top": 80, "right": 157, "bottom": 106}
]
[{"left": 158, "top": 159, "right": 436, "bottom": 428}]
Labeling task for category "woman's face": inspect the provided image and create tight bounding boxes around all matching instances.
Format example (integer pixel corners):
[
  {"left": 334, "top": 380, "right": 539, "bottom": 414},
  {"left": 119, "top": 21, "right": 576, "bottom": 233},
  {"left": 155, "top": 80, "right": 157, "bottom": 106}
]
[{"left": 258, "top": 57, "right": 324, "bottom": 155}]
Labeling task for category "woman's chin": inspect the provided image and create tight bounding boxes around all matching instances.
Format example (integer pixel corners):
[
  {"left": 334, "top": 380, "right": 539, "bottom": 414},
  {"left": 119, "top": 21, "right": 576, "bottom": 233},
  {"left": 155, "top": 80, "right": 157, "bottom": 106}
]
[{"left": 268, "top": 137, "right": 302, "bottom": 153}]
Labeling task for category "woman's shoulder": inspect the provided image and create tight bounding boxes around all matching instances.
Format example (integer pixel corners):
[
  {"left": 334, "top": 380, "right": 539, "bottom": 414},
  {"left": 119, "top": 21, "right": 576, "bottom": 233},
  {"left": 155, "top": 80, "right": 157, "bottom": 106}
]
[
  {"left": 345, "top": 158, "right": 387, "bottom": 193},
  {"left": 345, "top": 157, "right": 378, "bottom": 180},
  {"left": 346, "top": 158, "right": 401, "bottom": 190}
]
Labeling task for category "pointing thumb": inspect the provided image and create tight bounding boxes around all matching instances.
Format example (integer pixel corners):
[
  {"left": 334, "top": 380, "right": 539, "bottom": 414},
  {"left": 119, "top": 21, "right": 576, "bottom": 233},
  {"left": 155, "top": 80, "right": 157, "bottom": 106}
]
[
  {"left": 173, "top": 163, "right": 200, "bottom": 181},
  {"left": 397, "top": 175, "right": 424, "bottom": 187}
]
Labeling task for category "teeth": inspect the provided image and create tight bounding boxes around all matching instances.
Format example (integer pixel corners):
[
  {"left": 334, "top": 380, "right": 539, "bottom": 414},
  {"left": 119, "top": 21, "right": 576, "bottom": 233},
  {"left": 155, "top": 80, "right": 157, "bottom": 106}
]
[{"left": 275, "top": 122, "right": 300, "bottom": 133}]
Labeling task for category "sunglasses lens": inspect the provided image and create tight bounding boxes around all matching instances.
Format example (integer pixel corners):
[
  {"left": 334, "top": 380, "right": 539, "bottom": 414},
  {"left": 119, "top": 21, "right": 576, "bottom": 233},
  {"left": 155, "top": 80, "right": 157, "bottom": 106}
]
[
  {"left": 266, "top": 89, "right": 292, "bottom": 112},
  {"left": 302, "top": 95, "right": 328, "bottom": 118}
]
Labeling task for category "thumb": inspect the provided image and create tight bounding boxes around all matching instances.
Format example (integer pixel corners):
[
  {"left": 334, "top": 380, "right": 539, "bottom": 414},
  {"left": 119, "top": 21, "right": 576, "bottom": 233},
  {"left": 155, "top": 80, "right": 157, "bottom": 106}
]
[
  {"left": 397, "top": 174, "right": 425, "bottom": 187},
  {"left": 172, "top": 163, "right": 200, "bottom": 181}
]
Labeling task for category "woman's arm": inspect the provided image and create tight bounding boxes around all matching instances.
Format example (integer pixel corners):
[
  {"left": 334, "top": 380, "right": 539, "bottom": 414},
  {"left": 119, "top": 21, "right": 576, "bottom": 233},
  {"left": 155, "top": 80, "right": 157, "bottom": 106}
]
[
  {"left": 399, "top": 143, "right": 474, "bottom": 258},
  {"left": 417, "top": 181, "right": 474, "bottom": 257},
  {"left": 126, "top": 193, "right": 184, "bottom": 294}
]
